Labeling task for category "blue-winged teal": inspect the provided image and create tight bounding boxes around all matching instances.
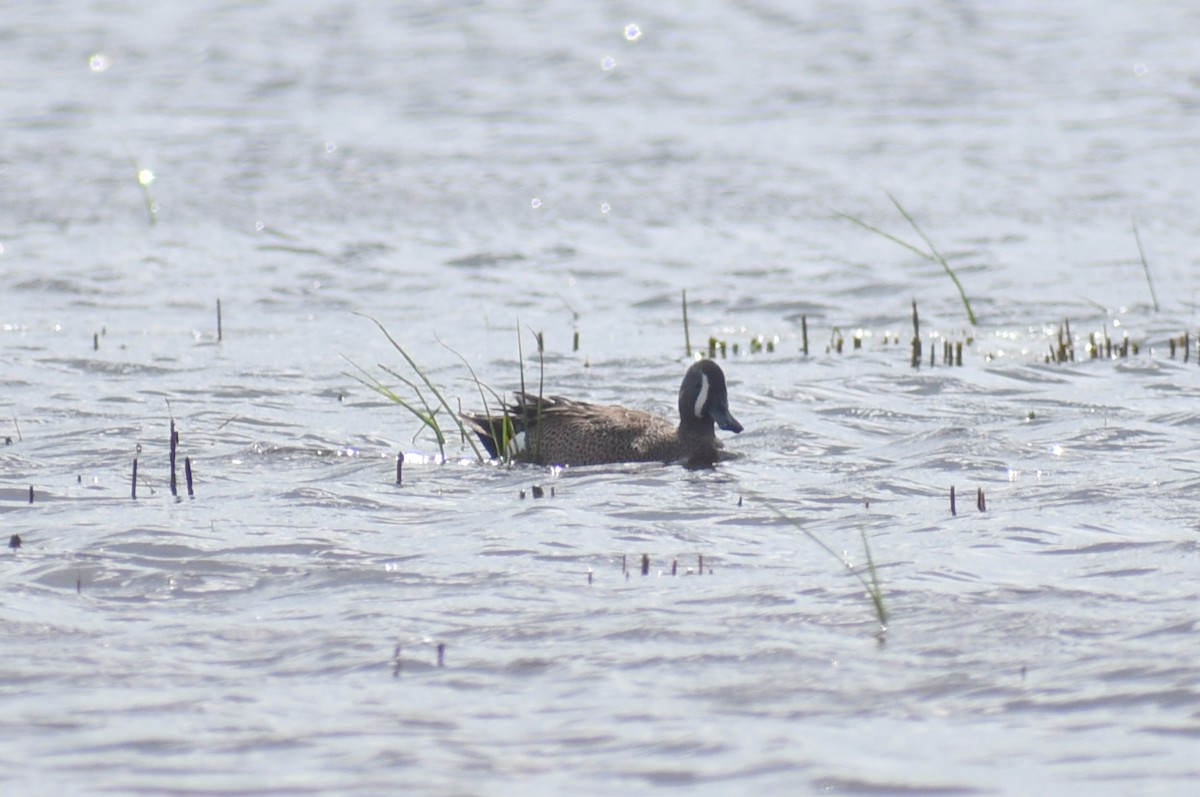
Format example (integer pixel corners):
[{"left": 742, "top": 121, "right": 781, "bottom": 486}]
[{"left": 461, "top": 359, "right": 743, "bottom": 468}]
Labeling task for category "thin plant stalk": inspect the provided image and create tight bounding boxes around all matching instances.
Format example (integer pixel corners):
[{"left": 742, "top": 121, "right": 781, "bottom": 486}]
[
  {"left": 123, "top": 147, "right": 158, "bottom": 226},
  {"left": 833, "top": 194, "right": 978, "bottom": 326},
  {"left": 681, "top": 289, "right": 692, "bottom": 359},
  {"left": 762, "top": 498, "right": 888, "bottom": 627},
  {"left": 1132, "top": 215, "right": 1159, "bottom": 312},
  {"left": 343, "top": 355, "right": 447, "bottom": 461},
  {"left": 515, "top": 323, "right": 546, "bottom": 463},
  {"left": 859, "top": 528, "right": 887, "bottom": 628},
  {"left": 435, "top": 334, "right": 508, "bottom": 463}
]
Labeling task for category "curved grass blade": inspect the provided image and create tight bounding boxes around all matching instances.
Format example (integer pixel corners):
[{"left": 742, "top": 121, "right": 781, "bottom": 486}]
[
  {"left": 886, "top": 192, "right": 977, "bottom": 326},
  {"left": 351, "top": 313, "right": 488, "bottom": 462},
  {"left": 343, "top": 355, "right": 447, "bottom": 461},
  {"left": 1132, "top": 215, "right": 1159, "bottom": 312},
  {"left": 832, "top": 196, "right": 978, "bottom": 326},
  {"left": 761, "top": 498, "right": 888, "bottom": 628}
]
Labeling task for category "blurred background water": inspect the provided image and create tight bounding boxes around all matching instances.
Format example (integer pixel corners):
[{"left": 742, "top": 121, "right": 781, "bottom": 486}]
[{"left": 2, "top": 1, "right": 1199, "bottom": 795}]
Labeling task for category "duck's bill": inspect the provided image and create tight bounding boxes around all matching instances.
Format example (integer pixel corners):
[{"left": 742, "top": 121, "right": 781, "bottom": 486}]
[{"left": 712, "top": 406, "right": 743, "bottom": 434}]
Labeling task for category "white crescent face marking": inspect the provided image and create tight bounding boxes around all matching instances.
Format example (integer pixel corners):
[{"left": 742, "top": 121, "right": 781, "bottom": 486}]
[
  {"left": 507, "top": 431, "right": 527, "bottom": 456},
  {"left": 693, "top": 372, "right": 710, "bottom": 419}
]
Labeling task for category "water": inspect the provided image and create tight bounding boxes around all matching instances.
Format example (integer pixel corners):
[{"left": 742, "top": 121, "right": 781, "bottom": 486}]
[{"left": 3, "top": 1, "right": 1200, "bottom": 794}]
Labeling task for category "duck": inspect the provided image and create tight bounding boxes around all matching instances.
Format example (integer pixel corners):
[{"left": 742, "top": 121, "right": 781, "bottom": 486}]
[{"left": 460, "top": 359, "right": 743, "bottom": 468}]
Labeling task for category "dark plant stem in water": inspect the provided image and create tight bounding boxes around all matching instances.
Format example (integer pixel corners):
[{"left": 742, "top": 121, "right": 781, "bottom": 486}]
[
  {"left": 131, "top": 458, "right": 138, "bottom": 500},
  {"left": 950, "top": 485, "right": 957, "bottom": 516},
  {"left": 910, "top": 300, "right": 921, "bottom": 369},
  {"left": 185, "top": 457, "right": 194, "bottom": 498},
  {"left": 977, "top": 488, "right": 986, "bottom": 512},
  {"left": 801, "top": 315, "right": 809, "bottom": 356},
  {"left": 28, "top": 486, "right": 33, "bottom": 504},
  {"left": 395, "top": 451, "right": 404, "bottom": 485},
  {"left": 216, "top": 299, "right": 223, "bottom": 342},
  {"left": 436, "top": 643, "right": 445, "bottom": 668},
  {"left": 641, "top": 554, "right": 649, "bottom": 576},
  {"left": 169, "top": 420, "right": 178, "bottom": 498}
]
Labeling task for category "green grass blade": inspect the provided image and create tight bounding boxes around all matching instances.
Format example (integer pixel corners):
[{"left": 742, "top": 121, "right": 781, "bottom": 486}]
[
  {"left": 342, "top": 356, "right": 447, "bottom": 459},
  {"left": 356, "top": 313, "right": 481, "bottom": 461},
  {"left": 886, "top": 192, "right": 977, "bottom": 326},
  {"left": 761, "top": 498, "right": 888, "bottom": 628},
  {"left": 833, "top": 196, "right": 978, "bottom": 327},
  {"left": 1132, "top": 215, "right": 1159, "bottom": 312},
  {"left": 859, "top": 528, "right": 888, "bottom": 626},
  {"left": 433, "top": 335, "right": 500, "bottom": 462},
  {"left": 831, "top": 208, "right": 936, "bottom": 264}
]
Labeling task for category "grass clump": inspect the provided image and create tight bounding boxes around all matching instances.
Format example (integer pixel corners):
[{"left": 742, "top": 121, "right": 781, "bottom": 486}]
[{"left": 345, "top": 314, "right": 486, "bottom": 463}]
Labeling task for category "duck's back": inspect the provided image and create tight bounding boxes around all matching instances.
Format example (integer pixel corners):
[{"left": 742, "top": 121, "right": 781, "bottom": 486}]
[{"left": 518, "top": 396, "right": 681, "bottom": 466}]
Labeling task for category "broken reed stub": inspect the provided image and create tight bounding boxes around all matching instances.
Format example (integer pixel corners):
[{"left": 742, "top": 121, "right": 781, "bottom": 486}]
[
  {"left": 910, "top": 300, "right": 921, "bottom": 369},
  {"left": 9, "top": 534, "right": 20, "bottom": 550},
  {"left": 531, "top": 484, "right": 544, "bottom": 499},
  {"left": 395, "top": 451, "right": 404, "bottom": 485},
  {"left": 436, "top": 643, "right": 445, "bottom": 668},
  {"left": 640, "top": 554, "right": 649, "bottom": 576},
  {"left": 169, "top": 422, "right": 178, "bottom": 498},
  {"left": 801, "top": 315, "right": 809, "bottom": 356},
  {"left": 28, "top": 485, "right": 33, "bottom": 504},
  {"left": 131, "top": 458, "right": 138, "bottom": 500},
  {"left": 977, "top": 488, "right": 986, "bottom": 512},
  {"left": 950, "top": 485, "right": 957, "bottom": 517},
  {"left": 185, "top": 457, "right": 194, "bottom": 498}
]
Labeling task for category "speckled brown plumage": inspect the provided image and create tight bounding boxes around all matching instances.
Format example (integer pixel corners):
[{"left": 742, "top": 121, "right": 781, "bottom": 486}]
[{"left": 461, "top": 360, "right": 743, "bottom": 468}]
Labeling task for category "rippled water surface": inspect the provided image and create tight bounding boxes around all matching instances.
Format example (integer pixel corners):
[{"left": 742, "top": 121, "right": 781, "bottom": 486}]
[{"left": 3, "top": 2, "right": 1200, "bottom": 795}]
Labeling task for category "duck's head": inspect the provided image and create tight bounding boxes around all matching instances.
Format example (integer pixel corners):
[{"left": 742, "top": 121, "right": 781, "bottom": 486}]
[{"left": 679, "top": 359, "right": 743, "bottom": 433}]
